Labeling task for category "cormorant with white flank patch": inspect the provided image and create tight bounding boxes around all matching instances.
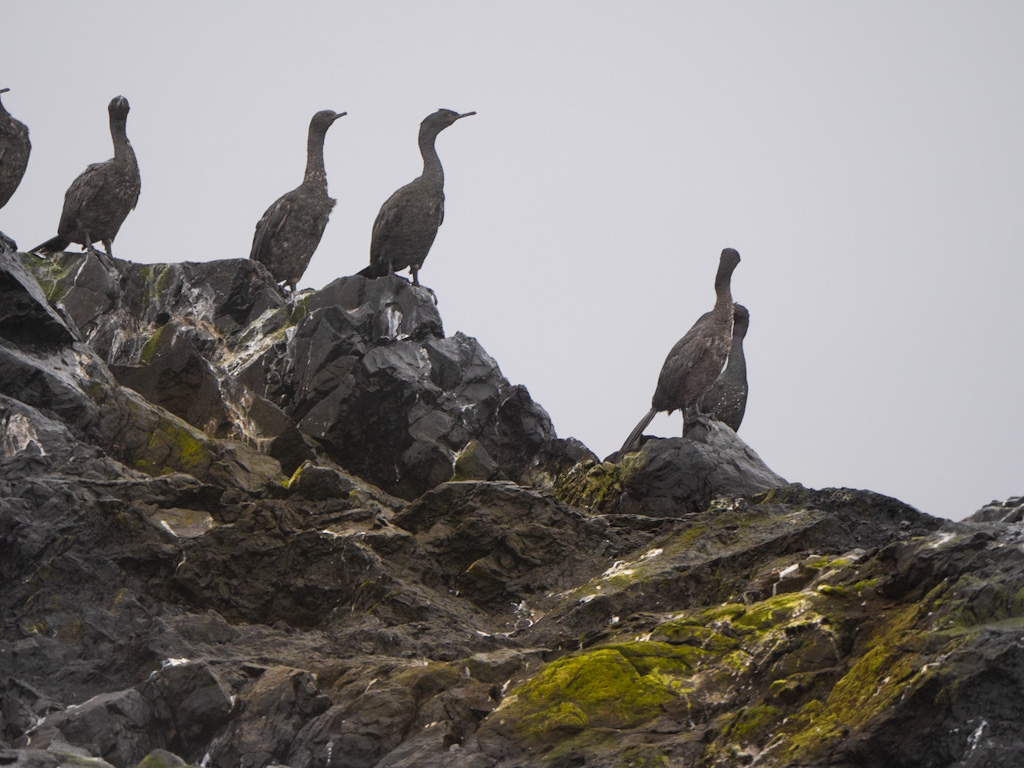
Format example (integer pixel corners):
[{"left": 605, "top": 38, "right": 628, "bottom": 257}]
[
  {"left": 620, "top": 248, "right": 741, "bottom": 454},
  {"left": 32, "top": 96, "right": 140, "bottom": 258},
  {"left": 250, "top": 109, "right": 346, "bottom": 292},
  {"left": 0, "top": 88, "right": 31, "bottom": 252},
  {"left": 697, "top": 303, "right": 749, "bottom": 432},
  {"left": 359, "top": 108, "right": 475, "bottom": 286}
]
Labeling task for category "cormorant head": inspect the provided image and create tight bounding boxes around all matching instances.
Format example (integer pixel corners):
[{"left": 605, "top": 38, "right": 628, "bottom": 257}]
[
  {"left": 310, "top": 110, "right": 347, "bottom": 133},
  {"left": 420, "top": 108, "right": 475, "bottom": 138},
  {"left": 714, "top": 248, "right": 741, "bottom": 289},
  {"left": 733, "top": 304, "right": 750, "bottom": 337},
  {"left": 108, "top": 96, "right": 131, "bottom": 121}
]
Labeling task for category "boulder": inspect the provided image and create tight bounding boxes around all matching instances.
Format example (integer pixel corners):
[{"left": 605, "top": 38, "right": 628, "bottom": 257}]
[{"left": 559, "top": 424, "right": 786, "bottom": 517}]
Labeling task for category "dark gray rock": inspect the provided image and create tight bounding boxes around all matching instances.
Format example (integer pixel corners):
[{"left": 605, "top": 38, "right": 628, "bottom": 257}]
[
  {"left": 0, "top": 749, "right": 118, "bottom": 768},
  {"left": 560, "top": 423, "right": 786, "bottom": 518},
  {"left": 3, "top": 246, "right": 1024, "bottom": 768},
  {"left": 0, "top": 252, "right": 76, "bottom": 348},
  {"left": 967, "top": 495, "right": 1024, "bottom": 523}
]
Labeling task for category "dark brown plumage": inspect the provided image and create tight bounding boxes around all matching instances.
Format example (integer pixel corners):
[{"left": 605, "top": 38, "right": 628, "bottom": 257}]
[
  {"left": 359, "top": 108, "right": 475, "bottom": 286},
  {"left": 620, "top": 248, "right": 741, "bottom": 454},
  {"left": 696, "top": 303, "right": 749, "bottom": 432},
  {"left": 32, "top": 96, "right": 140, "bottom": 258},
  {"left": 0, "top": 88, "right": 31, "bottom": 211},
  {"left": 250, "top": 109, "right": 346, "bottom": 292}
]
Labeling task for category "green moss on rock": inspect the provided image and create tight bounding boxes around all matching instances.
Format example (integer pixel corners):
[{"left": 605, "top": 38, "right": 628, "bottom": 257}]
[
  {"left": 140, "top": 324, "right": 168, "bottom": 364},
  {"left": 553, "top": 454, "right": 644, "bottom": 511},
  {"left": 504, "top": 648, "right": 676, "bottom": 741}
]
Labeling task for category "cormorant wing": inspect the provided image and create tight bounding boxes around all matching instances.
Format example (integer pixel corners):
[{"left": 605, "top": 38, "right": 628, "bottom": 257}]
[
  {"left": 369, "top": 184, "right": 412, "bottom": 260},
  {"left": 250, "top": 194, "right": 292, "bottom": 262},
  {"left": 58, "top": 160, "right": 109, "bottom": 234}
]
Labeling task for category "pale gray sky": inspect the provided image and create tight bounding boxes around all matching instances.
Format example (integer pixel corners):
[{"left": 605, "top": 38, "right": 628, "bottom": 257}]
[{"left": 4, "top": 2, "right": 1022, "bottom": 520}]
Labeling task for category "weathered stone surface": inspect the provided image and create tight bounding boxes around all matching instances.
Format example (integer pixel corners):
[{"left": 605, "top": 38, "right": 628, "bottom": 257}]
[
  {"left": 2, "top": 247, "right": 1024, "bottom": 768},
  {"left": 560, "top": 425, "right": 786, "bottom": 518},
  {"left": 968, "top": 495, "right": 1024, "bottom": 523}
]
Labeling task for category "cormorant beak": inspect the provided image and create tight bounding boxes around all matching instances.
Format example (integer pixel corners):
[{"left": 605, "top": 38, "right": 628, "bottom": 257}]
[
  {"left": 332, "top": 112, "right": 348, "bottom": 122},
  {"left": 0, "top": 88, "right": 9, "bottom": 95},
  {"left": 457, "top": 111, "right": 477, "bottom": 120}
]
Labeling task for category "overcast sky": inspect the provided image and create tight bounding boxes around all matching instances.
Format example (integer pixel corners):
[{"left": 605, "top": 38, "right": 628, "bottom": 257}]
[{"left": 4, "top": 2, "right": 1022, "bottom": 520}]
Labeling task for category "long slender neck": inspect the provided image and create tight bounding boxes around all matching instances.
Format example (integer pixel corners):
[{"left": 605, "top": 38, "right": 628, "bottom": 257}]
[
  {"left": 730, "top": 327, "right": 747, "bottom": 368},
  {"left": 419, "top": 127, "right": 444, "bottom": 186},
  {"left": 303, "top": 127, "right": 328, "bottom": 189},
  {"left": 111, "top": 117, "right": 133, "bottom": 163},
  {"left": 713, "top": 266, "right": 735, "bottom": 320}
]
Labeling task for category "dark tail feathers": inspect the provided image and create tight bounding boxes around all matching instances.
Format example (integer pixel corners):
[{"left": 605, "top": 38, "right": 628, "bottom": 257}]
[
  {"left": 619, "top": 407, "right": 658, "bottom": 456},
  {"left": 31, "top": 235, "right": 70, "bottom": 255},
  {"left": 357, "top": 264, "right": 381, "bottom": 279}
]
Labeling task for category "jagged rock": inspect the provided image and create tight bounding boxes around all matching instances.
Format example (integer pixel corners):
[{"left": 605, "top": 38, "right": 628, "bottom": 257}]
[
  {"left": 110, "top": 321, "right": 232, "bottom": 437},
  {"left": 24, "top": 255, "right": 585, "bottom": 499},
  {"left": 0, "top": 749, "right": 118, "bottom": 768},
  {"left": 968, "top": 495, "right": 1024, "bottom": 523},
  {"left": 3, "top": 246, "right": 1024, "bottom": 768},
  {"left": 28, "top": 689, "right": 155, "bottom": 767},
  {"left": 280, "top": 279, "right": 589, "bottom": 498},
  {"left": 395, "top": 481, "right": 654, "bottom": 625},
  {"left": 0, "top": 252, "right": 75, "bottom": 347},
  {"left": 560, "top": 424, "right": 786, "bottom": 517}
]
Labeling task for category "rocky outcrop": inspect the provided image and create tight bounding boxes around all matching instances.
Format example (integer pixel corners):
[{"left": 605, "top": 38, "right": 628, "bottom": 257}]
[
  {"left": 1, "top": 247, "right": 1023, "bottom": 768},
  {"left": 28, "top": 251, "right": 587, "bottom": 494}
]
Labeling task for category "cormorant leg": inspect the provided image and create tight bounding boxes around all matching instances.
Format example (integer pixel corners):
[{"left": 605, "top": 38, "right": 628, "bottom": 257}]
[
  {"left": 410, "top": 265, "right": 420, "bottom": 286},
  {"left": 103, "top": 240, "right": 114, "bottom": 258}
]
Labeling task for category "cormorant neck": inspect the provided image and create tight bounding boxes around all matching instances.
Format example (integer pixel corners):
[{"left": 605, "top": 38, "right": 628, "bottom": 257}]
[
  {"left": 303, "top": 128, "right": 329, "bottom": 188},
  {"left": 418, "top": 127, "right": 444, "bottom": 185},
  {"left": 713, "top": 262, "right": 737, "bottom": 323},
  {"left": 110, "top": 118, "right": 132, "bottom": 161}
]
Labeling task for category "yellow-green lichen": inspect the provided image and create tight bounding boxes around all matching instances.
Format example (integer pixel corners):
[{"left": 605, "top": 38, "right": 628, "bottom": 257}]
[
  {"left": 724, "top": 703, "right": 783, "bottom": 743},
  {"left": 732, "top": 592, "right": 813, "bottom": 634},
  {"left": 133, "top": 417, "right": 213, "bottom": 477},
  {"left": 504, "top": 647, "right": 676, "bottom": 742},
  {"left": 140, "top": 324, "right": 168, "bottom": 365},
  {"left": 652, "top": 620, "right": 741, "bottom": 653},
  {"left": 553, "top": 454, "right": 644, "bottom": 511}
]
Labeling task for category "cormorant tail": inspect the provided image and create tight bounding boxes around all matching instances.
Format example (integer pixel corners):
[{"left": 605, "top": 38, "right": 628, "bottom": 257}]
[
  {"left": 31, "top": 235, "right": 70, "bottom": 255},
  {"left": 620, "top": 407, "right": 658, "bottom": 455},
  {"left": 357, "top": 263, "right": 386, "bottom": 279}
]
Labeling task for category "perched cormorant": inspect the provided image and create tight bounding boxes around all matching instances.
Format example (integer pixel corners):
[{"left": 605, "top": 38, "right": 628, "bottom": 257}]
[
  {"left": 696, "top": 303, "right": 749, "bottom": 432},
  {"left": 250, "top": 109, "right": 346, "bottom": 292},
  {"left": 0, "top": 88, "right": 31, "bottom": 252},
  {"left": 620, "top": 248, "right": 742, "bottom": 454},
  {"left": 359, "top": 108, "right": 475, "bottom": 286},
  {"left": 32, "top": 96, "right": 140, "bottom": 258},
  {"left": 0, "top": 88, "right": 31, "bottom": 210}
]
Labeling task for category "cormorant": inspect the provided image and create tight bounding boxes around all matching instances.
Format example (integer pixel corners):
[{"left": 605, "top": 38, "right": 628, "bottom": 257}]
[
  {"left": 0, "top": 88, "right": 31, "bottom": 252},
  {"left": 250, "top": 109, "right": 346, "bottom": 292},
  {"left": 696, "top": 303, "right": 749, "bottom": 432},
  {"left": 620, "top": 248, "right": 742, "bottom": 454},
  {"left": 0, "top": 88, "right": 31, "bottom": 210},
  {"left": 359, "top": 108, "right": 475, "bottom": 286},
  {"left": 32, "top": 96, "right": 140, "bottom": 258}
]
